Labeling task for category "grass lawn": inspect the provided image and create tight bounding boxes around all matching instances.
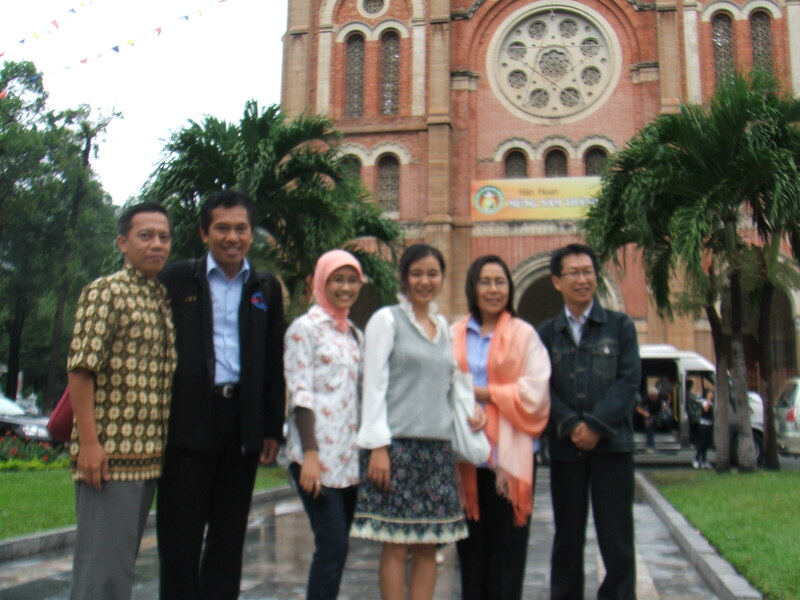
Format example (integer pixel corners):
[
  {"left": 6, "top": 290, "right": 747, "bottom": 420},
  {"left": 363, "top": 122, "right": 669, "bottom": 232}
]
[
  {"left": 646, "top": 469, "right": 800, "bottom": 600},
  {"left": 0, "top": 465, "right": 289, "bottom": 541}
]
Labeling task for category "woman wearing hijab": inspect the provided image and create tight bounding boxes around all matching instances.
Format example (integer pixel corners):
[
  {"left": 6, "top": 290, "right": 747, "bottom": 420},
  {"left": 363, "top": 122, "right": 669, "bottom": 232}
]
[
  {"left": 450, "top": 255, "right": 551, "bottom": 600},
  {"left": 284, "top": 249, "right": 365, "bottom": 600}
]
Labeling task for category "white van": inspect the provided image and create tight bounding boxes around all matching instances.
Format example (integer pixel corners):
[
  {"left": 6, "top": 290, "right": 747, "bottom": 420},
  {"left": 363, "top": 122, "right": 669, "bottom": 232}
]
[
  {"left": 637, "top": 344, "right": 716, "bottom": 450},
  {"left": 637, "top": 344, "right": 764, "bottom": 463}
]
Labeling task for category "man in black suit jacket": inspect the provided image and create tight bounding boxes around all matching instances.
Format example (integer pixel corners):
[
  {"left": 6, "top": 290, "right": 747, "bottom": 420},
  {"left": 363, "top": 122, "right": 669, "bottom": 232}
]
[{"left": 157, "top": 190, "right": 286, "bottom": 599}]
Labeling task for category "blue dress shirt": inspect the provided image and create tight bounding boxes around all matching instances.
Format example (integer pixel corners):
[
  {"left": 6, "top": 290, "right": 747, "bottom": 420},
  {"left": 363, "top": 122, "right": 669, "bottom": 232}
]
[{"left": 207, "top": 254, "right": 250, "bottom": 385}]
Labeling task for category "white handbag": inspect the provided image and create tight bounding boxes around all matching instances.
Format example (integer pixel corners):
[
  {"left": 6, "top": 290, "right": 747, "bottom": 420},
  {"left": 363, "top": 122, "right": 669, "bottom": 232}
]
[{"left": 449, "top": 369, "right": 491, "bottom": 464}]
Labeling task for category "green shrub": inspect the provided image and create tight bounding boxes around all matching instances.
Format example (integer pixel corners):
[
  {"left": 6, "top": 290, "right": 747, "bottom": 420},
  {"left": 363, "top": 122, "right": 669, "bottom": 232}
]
[{"left": 0, "top": 435, "right": 69, "bottom": 468}]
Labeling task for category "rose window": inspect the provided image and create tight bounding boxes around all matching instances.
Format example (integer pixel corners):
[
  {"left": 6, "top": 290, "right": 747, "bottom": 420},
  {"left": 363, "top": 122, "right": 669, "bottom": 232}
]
[{"left": 493, "top": 7, "right": 616, "bottom": 118}]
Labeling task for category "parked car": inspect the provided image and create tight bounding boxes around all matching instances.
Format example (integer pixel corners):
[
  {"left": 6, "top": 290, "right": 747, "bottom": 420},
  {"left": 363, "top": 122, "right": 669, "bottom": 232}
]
[
  {"left": 0, "top": 396, "right": 59, "bottom": 444},
  {"left": 774, "top": 377, "right": 800, "bottom": 456},
  {"left": 730, "top": 391, "right": 765, "bottom": 467}
]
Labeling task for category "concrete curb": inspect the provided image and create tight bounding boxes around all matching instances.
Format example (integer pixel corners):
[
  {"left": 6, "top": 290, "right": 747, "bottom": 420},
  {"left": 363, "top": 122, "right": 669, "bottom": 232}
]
[
  {"left": 635, "top": 472, "right": 762, "bottom": 600},
  {"left": 0, "top": 485, "right": 296, "bottom": 563}
]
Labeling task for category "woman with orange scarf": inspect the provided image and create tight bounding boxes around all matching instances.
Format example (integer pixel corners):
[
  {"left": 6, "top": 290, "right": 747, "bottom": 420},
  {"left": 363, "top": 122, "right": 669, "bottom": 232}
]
[{"left": 450, "top": 255, "right": 551, "bottom": 600}]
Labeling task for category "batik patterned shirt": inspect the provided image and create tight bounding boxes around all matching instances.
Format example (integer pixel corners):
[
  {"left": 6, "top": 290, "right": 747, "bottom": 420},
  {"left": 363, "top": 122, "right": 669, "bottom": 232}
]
[{"left": 67, "top": 264, "right": 177, "bottom": 481}]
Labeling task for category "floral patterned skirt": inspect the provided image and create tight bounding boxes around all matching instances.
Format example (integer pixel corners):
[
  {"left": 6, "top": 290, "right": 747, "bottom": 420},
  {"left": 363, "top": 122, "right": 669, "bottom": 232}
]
[{"left": 350, "top": 439, "right": 467, "bottom": 544}]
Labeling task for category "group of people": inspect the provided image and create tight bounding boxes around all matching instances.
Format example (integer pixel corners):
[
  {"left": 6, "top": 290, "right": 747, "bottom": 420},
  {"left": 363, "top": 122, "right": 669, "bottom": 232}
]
[{"left": 67, "top": 186, "right": 641, "bottom": 600}]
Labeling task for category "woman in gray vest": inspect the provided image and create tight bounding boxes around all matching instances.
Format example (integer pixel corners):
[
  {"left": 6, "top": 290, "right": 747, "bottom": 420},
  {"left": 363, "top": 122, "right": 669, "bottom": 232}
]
[{"left": 352, "top": 244, "right": 469, "bottom": 600}]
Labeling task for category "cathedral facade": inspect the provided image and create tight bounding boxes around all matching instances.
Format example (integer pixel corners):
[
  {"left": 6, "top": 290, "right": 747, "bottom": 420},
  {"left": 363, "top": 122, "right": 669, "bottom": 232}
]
[{"left": 280, "top": 0, "right": 800, "bottom": 381}]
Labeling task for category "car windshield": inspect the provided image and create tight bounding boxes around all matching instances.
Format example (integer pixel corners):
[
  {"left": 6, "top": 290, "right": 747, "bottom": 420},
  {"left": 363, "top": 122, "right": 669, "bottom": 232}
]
[{"left": 0, "top": 397, "right": 25, "bottom": 416}]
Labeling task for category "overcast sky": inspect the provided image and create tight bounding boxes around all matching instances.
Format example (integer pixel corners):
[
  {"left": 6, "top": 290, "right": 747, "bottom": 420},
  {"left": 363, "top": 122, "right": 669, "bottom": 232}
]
[{"left": 0, "top": 0, "right": 287, "bottom": 203}]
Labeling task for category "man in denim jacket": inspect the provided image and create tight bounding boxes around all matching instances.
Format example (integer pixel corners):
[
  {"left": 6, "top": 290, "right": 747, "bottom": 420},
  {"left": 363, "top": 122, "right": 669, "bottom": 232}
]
[{"left": 538, "top": 244, "right": 641, "bottom": 600}]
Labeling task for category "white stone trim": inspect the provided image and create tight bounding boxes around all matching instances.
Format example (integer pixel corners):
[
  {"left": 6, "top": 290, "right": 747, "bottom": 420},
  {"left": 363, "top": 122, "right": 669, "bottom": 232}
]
[
  {"left": 316, "top": 29, "right": 333, "bottom": 115},
  {"left": 683, "top": 1, "right": 702, "bottom": 103},
  {"left": 336, "top": 22, "right": 373, "bottom": 42},
  {"left": 701, "top": 2, "right": 745, "bottom": 21},
  {"left": 537, "top": 136, "right": 578, "bottom": 160},
  {"left": 412, "top": 20, "right": 426, "bottom": 115},
  {"left": 576, "top": 137, "right": 616, "bottom": 157},
  {"left": 741, "top": 0, "right": 783, "bottom": 18},
  {"left": 338, "top": 143, "right": 371, "bottom": 164},
  {"left": 374, "top": 20, "right": 411, "bottom": 39},
  {"left": 358, "top": 141, "right": 413, "bottom": 166},
  {"left": 787, "top": 0, "right": 800, "bottom": 95},
  {"left": 492, "top": 138, "right": 536, "bottom": 161}
]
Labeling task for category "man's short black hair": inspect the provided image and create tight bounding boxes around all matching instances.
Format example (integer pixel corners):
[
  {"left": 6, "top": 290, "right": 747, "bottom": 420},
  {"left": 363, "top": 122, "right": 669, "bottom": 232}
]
[
  {"left": 549, "top": 243, "right": 600, "bottom": 277},
  {"left": 200, "top": 190, "right": 256, "bottom": 233},
  {"left": 465, "top": 255, "right": 516, "bottom": 324},
  {"left": 117, "top": 202, "right": 171, "bottom": 236},
  {"left": 398, "top": 244, "right": 446, "bottom": 294}
]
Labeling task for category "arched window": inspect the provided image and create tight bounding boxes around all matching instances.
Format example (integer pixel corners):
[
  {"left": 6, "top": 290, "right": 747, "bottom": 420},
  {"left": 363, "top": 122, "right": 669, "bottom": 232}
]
[
  {"left": 545, "top": 148, "right": 568, "bottom": 177},
  {"left": 504, "top": 151, "right": 528, "bottom": 178},
  {"left": 381, "top": 31, "right": 400, "bottom": 115},
  {"left": 346, "top": 33, "right": 365, "bottom": 118},
  {"left": 377, "top": 154, "right": 400, "bottom": 212},
  {"left": 750, "top": 11, "right": 773, "bottom": 74},
  {"left": 584, "top": 147, "right": 607, "bottom": 176},
  {"left": 712, "top": 13, "right": 735, "bottom": 86},
  {"left": 341, "top": 155, "right": 362, "bottom": 181}
]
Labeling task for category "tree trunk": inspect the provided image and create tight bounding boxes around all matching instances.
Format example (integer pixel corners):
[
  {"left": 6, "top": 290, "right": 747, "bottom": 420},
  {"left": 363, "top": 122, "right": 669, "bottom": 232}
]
[
  {"left": 729, "top": 268, "right": 757, "bottom": 471},
  {"left": 3, "top": 296, "right": 27, "bottom": 400},
  {"left": 757, "top": 278, "right": 780, "bottom": 470},
  {"left": 42, "top": 129, "right": 92, "bottom": 410},
  {"left": 706, "top": 301, "right": 731, "bottom": 472}
]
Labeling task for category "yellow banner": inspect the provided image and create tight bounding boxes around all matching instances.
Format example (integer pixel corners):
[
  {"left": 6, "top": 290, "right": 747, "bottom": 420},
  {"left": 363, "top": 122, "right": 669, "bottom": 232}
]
[{"left": 470, "top": 177, "right": 601, "bottom": 221}]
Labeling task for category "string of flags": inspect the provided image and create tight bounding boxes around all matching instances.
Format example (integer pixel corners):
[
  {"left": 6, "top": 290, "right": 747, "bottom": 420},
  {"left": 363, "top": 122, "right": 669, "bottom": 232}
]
[{"left": 0, "top": 0, "right": 233, "bottom": 70}]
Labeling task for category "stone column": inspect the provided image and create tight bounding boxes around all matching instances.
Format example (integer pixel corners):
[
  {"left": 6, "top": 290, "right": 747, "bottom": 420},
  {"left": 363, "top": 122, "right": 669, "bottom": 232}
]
[
  {"left": 656, "top": 0, "right": 682, "bottom": 112},
  {"left": 282, "top": 0, "right": 312, "bottom": 117}
]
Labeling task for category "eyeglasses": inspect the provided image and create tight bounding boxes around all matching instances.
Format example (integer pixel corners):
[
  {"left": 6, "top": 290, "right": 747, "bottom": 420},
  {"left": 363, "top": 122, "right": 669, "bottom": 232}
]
[
  {"left": 560, "top": 269, "right": 596, "bottom": 280},
  {"left": 478, "top": 278, "right": 509, "bottom": 289}
]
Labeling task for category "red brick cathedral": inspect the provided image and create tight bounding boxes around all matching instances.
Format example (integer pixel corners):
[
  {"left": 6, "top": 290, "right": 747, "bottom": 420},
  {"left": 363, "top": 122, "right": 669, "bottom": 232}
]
[{"left": 280, "top": 0, "right": 799, "bottom": 380}]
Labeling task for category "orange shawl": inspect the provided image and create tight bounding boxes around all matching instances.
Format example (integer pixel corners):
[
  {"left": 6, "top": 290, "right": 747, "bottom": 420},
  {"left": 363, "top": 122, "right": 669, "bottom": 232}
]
[{"left": 451, "top": 311, "right": 551, "bottom": 526}]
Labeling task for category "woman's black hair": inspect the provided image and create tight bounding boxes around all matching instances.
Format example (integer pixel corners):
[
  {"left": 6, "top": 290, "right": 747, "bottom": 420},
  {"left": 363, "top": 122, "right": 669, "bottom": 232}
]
[
  {"left": 465, "top": 255, "right": 516, "bottom": 324},
  {"left": 398, "top": 244, "right": 446, "bottom": 293}
]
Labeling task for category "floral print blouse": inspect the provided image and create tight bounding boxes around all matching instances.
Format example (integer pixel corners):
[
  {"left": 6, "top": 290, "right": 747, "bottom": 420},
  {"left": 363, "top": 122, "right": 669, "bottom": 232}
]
[{"left": 284, "top": 305, "right": 363, "bottom": 488}]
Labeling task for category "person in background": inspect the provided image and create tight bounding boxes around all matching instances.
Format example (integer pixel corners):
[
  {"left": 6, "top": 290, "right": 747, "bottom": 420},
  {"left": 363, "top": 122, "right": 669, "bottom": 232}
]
[
  {"left": 157, "top": 190, "right": 286, "bottom": 599},
  {"left": 694, "top": 389, "right": 714, "bottom": 469},
  {"left": 537, "top": 243, "right": 641, "bottom": 600},
  {"left": 637, "top": 387, "right": 660, "bottom": 454},
  {"left": 67, "top": 203, "right": 176, "bottom": 600},
  {"left": 352, "top": 243, "right": 480, "bottom": 600},
  {"left": 284, "top": 249, "right": 365, "bottom": 599},
  {"left": 450, "top": 255, "right": 551, "bottom": 600}
]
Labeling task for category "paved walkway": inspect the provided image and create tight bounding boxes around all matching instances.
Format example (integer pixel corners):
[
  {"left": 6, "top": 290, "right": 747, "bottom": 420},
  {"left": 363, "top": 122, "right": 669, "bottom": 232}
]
[{"left": 0, "top": 466, "right": 723, "bottom": 600}]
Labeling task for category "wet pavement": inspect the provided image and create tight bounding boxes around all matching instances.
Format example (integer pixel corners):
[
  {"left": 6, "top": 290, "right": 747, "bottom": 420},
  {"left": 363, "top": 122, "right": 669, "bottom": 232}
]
[{"left": 0, "top": 465, "right": 722, "bottom": 600}]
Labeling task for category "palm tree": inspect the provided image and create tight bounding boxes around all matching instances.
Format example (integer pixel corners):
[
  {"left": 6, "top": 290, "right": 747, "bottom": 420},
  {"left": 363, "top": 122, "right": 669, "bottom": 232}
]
[
  {"left": 584, "top": 71, "right": 800, "bottom": 472},
  {"left": 144, "top": 101, "right": 402, "bottom": 308}
]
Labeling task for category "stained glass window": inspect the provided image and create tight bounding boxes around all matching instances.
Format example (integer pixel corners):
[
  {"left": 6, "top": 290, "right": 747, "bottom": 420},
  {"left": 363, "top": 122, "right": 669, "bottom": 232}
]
[
  {"left": 584, "top": 148, "right": 607, "bottom": 176},
  {"left": 495, "top": 9, "right": 614, "bottom": 119},
  {"left": 377, "top": 154, "right": 400, "bottom": 212},
  {"left": 381, "top": 31, "right": 400, "bottom": 115},
  {"left": 364, "top": 0, "right": 384, "bottom": 14},
  {"left": 346, "top": 33, "right": 365, "bottom": 118},
  {"left": 504, "top": 151, "right": 528, "bottom": 178},
  {"left": 712, "top": 13, "right": 734, "bottom": 87},
  {"left": 750, "top": 11, "right": 773, "bottom": 74},
  {"left": 545, "top": 149, "right": 568, "bottom": 177}
]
